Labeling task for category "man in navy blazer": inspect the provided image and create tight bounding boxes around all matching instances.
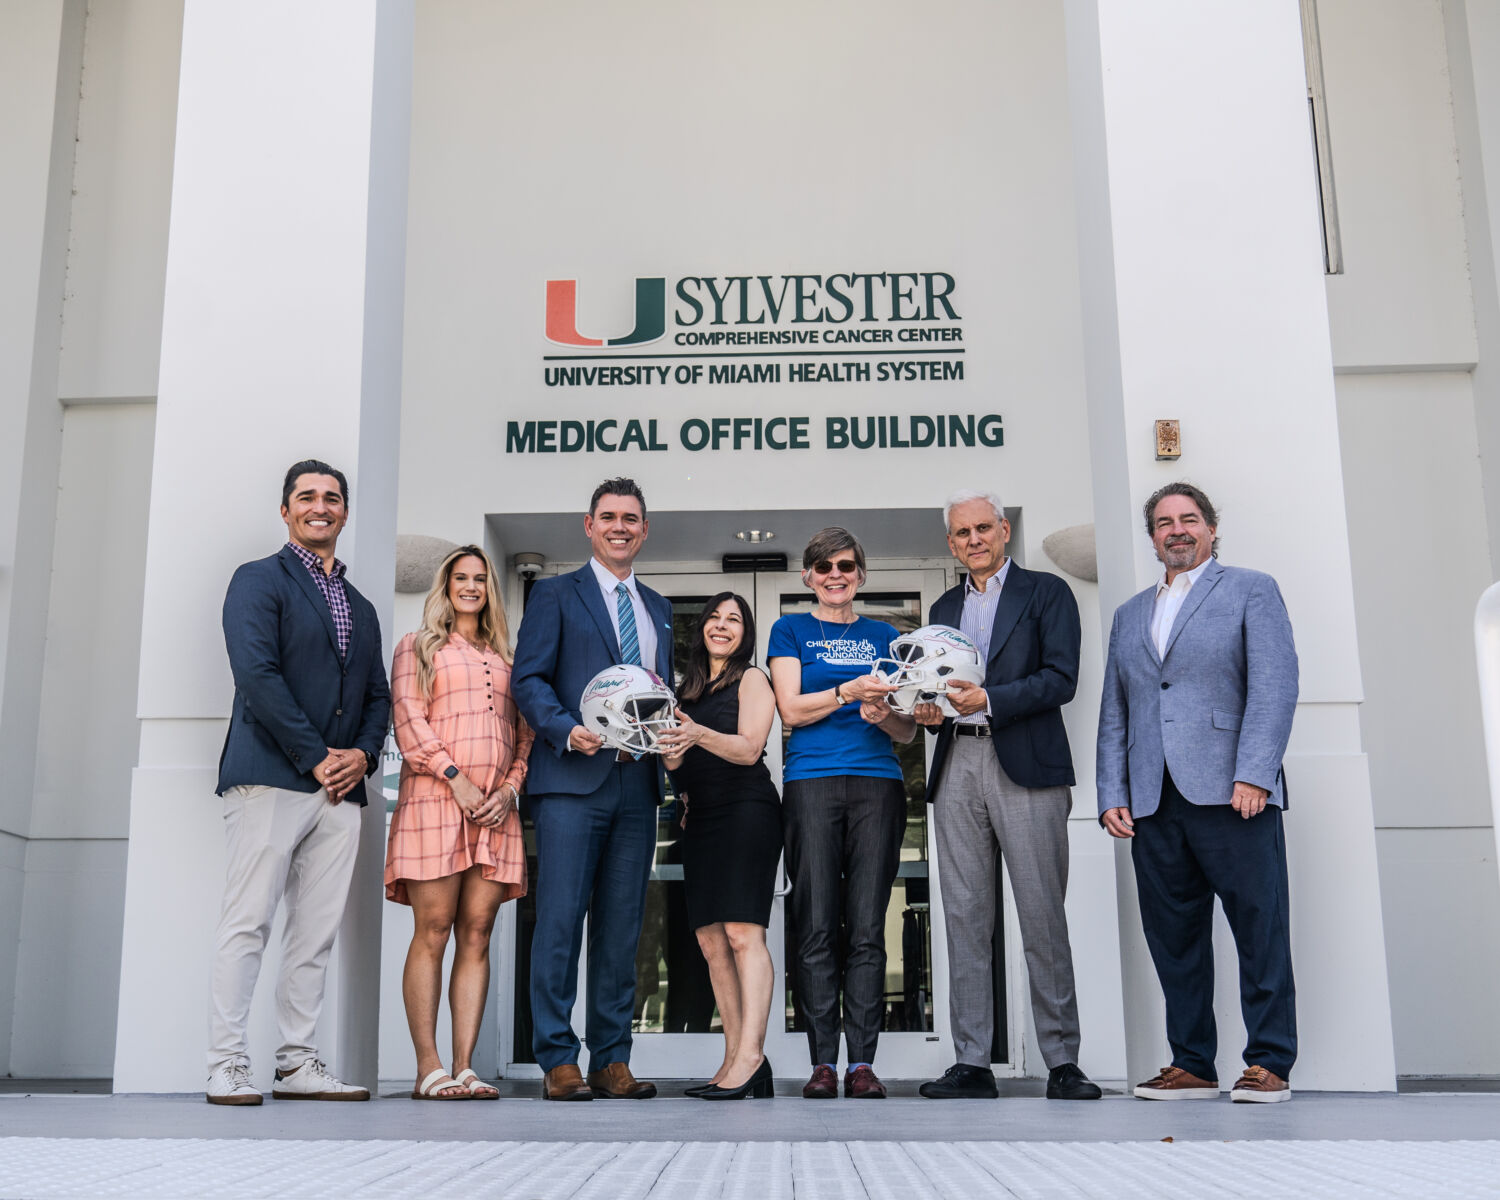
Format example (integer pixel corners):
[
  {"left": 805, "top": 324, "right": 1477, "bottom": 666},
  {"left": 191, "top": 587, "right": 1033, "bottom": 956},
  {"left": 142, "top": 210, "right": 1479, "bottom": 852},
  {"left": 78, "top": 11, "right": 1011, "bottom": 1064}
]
[
  {"left": 1098, "top": 481, "right": 1299, "bottom": 1104},
  {"left": 206, "top": 460, "right": 390, "bottom": 1106},
  {"left": 512, "top": 477, "right": 673, "bottom": 1101},
  {"left": 913, "top": 490, "right": 1100, "bottom": 1101}
]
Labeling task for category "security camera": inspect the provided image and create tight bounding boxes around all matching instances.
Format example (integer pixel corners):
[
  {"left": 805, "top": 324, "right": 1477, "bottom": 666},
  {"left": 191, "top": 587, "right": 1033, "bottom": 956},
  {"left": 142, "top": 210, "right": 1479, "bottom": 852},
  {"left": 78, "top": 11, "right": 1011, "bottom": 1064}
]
[{"left": 514, "top": 552, "right": 545, "bottom": 581}]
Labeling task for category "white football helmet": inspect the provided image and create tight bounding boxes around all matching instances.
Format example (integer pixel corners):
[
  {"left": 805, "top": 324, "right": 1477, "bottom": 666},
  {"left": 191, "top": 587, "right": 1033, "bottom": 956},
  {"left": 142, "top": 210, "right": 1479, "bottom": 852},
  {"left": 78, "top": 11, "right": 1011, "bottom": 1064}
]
[
  {"left": 578, "top": 664, "right": 680, "bottom": 755},
  {"left": 874, "top": 624, "right": 986, "bottom": 718}
]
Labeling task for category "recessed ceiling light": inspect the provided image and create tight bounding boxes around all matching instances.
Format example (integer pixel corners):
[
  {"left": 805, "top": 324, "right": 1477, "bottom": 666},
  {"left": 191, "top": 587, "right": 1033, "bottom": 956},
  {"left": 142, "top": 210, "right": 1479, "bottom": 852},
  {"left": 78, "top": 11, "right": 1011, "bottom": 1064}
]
[{"left": 734, "top": 530, "right": 775, "bottom": 544}]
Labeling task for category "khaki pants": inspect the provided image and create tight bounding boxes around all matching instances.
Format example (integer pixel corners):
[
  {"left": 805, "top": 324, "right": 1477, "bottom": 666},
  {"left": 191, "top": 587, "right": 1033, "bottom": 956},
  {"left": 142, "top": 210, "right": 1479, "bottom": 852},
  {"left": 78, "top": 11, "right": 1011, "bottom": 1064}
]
[{"left": 206, "top": 784, "right": 361, "bottom": 1074}]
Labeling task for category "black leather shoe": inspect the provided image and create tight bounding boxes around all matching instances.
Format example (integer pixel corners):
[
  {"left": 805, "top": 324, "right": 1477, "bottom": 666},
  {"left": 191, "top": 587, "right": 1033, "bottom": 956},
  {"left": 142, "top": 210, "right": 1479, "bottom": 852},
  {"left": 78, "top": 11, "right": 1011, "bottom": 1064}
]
[
  {"left": 919, "top": 1063, "right": 999, "bottom": 1099},
  {"left": 700, "top": 1058, "right": 773, "bottom": 1100},
  {"left": 682, "top": 1081, "right": 716, "bottom": 1097},
  {"left": 1046, "top": 1062, "right": 1102, "bottom": 1100}
]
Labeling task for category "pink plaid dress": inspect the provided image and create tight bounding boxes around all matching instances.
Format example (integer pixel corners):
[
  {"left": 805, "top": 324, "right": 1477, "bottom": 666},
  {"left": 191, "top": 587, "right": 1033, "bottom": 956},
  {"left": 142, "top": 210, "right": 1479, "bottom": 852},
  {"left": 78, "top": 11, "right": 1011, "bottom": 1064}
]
[{"left": 384, "top": 632, "right": 534, "bottom": 904}]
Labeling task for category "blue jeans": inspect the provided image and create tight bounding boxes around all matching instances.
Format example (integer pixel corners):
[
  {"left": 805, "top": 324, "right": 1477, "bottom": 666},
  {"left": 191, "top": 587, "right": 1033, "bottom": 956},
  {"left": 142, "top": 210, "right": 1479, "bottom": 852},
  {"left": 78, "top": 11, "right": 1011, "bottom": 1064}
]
[{"left": 529, "top": 759, "right": 658, "bottom": 1072}]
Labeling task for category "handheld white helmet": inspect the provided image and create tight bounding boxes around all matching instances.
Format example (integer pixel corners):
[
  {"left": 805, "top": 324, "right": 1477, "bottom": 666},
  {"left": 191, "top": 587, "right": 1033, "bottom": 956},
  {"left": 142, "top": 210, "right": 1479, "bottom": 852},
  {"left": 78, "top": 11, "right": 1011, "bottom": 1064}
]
[
  {"left": 874, "top": 624, "right": 985, "bottom": 718},
  {"left": 578, "top": 664, "right": 680, "bottom": 755}
]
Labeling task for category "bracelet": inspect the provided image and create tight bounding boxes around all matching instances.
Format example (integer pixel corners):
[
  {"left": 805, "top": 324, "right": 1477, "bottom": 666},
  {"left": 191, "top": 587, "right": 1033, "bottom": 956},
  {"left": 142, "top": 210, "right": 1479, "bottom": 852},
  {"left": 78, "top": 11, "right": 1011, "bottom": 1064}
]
[{"left": 833, "top": 684, "right": 845, "bottom": 705}]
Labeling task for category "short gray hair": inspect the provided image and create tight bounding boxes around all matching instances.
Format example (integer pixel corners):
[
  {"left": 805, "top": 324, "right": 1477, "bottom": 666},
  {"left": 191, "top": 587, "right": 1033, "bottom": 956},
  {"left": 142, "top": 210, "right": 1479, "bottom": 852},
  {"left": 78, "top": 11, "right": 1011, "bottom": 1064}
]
[{"left": 943, "top": 489, "right": 1005, "bottom": 532}]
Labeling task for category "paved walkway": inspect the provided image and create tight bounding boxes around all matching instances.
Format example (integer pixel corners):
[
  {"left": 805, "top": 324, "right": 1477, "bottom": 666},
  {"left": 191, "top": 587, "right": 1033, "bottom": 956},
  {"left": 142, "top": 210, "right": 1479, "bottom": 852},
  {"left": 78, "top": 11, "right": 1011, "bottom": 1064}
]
[{"left": 2, "top": 1091, "right": 1498, "bottom": 1197}]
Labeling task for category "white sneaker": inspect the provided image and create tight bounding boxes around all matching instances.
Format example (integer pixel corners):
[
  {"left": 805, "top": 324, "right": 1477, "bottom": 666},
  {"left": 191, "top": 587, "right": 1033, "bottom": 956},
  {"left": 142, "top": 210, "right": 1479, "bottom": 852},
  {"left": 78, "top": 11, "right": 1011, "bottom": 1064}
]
[
  {"left": 272, "top": 1057, "right": 370, "bottom": 1101},
  {"left": 206, "top": 1062, "right": 262, "bottom": 1106}
]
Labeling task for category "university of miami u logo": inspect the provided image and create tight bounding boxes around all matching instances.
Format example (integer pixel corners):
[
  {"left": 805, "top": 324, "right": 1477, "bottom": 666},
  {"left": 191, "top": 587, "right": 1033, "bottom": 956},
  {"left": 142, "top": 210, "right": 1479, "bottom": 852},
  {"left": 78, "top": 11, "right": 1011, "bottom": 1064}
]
[{"left": 546, "top": 278, "right": 666, "bottom": 347}]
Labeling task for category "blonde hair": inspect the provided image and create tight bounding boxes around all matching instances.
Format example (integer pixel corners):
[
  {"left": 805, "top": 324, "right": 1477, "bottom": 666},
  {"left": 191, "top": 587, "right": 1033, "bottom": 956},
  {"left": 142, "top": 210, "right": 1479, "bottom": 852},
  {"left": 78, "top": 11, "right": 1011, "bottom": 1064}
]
[{"left": 414, "top": 545, "right": 513, "bottom": 696}]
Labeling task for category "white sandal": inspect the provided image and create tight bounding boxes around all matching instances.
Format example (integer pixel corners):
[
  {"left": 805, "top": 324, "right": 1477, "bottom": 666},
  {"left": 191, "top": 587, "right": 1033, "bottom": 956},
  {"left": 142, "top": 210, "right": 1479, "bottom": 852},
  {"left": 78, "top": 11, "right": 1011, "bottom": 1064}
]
[
  {"left": 453, "top": 1067, "right": 499, "bottom": 1100},
  {"left": 411, "top": 1068, "right": 470, "bottom": 1100}
]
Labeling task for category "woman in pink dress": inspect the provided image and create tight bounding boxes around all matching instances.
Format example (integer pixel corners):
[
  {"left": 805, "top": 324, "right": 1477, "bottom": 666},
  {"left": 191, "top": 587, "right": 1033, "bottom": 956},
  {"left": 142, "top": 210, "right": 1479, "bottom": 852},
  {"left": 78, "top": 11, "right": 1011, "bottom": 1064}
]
[{"left": 386, "top": 545, "right": 532, "bottom": 1100}]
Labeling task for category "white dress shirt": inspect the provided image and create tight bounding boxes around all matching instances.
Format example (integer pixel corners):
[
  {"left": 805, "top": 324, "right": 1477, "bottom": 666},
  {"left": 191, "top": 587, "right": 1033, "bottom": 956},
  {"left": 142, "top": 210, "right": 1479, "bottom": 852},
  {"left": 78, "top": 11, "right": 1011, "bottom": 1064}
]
[
  {"left": 589, "top": 556, "right": 659, "bottom": 672},
  {"left": 1151, "top": 557, "right": 1214, "bottom": 658},
  {"left": 956, "top": 558, "right": 1011, "bottom": 723}
]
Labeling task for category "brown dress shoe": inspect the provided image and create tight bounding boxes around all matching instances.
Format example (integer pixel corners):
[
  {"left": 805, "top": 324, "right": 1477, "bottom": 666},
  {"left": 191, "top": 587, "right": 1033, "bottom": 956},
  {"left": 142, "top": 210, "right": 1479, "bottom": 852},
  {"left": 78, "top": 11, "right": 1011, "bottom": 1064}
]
[
  {"left": 803, "top": 1065, "right": 838, "bottom": 1099},
  {"left": 586, "top": 1061, "right": 657, "bottom": 1099},
  {"left": 541, "top": 1063, "right": 593, "bottom": 1101},
  {"left": 1231, "top": 1065, "right": 1291, "bottom": 1103},
  {"left": 844, "top": 1065, "right": 887, "bottom": 1099},
  {"left": 1133, "top": 1065, "right": 1220, "bottom": 1100}
]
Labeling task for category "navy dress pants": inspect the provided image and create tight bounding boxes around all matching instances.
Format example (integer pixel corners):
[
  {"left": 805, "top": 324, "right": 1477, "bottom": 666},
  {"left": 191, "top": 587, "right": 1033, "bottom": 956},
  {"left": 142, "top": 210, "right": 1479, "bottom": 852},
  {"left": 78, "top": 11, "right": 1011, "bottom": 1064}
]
[
  {"left": 530, "top": 759, "right": 658, "bottom": 1072},
  {"left": 1131, "top": 768, "right": 1297, "bottom": 1081}
]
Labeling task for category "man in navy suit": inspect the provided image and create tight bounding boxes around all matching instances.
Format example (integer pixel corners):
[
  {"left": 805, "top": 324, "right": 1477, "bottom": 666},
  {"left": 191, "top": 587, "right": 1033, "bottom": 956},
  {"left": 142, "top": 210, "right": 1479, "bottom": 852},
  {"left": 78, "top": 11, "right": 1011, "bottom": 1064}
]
[
  {"left": 1098, "top": 481, "right": 1299, "bottom": 1103},
  {"left": 913, "top": 490, "right": 1101, "bottom": 1101},
  {"left": 206, "top": 460, "right": 390, "bottom": 1106},
  {"left": 512, "top": 477, "right": 674, "bottom": 1101}
]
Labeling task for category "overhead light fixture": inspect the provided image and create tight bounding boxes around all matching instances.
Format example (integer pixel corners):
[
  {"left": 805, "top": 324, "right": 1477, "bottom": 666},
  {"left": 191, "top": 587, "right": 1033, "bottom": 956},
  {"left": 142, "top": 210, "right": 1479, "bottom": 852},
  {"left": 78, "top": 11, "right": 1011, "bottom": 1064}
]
[{"left": 734, "top": 530, "right": 775, "bottom": 544}]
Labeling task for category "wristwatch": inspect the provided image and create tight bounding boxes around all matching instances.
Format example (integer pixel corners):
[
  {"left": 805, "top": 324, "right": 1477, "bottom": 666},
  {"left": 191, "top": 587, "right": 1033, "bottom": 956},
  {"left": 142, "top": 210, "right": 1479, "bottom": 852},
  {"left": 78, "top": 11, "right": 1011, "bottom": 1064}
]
[
  {"left": 363, "top": 750, "right": 377, "bottom": 775},
  {"left": 443, "top": 765, "right": 459, "bottom": 780}
]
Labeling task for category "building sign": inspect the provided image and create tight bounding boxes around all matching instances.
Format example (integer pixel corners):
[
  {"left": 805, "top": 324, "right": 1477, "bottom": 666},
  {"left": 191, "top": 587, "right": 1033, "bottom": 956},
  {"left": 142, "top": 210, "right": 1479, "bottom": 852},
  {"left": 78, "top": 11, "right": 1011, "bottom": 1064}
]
[{"left": 507, "top": 271, "right": 1000, "bottom": 454}]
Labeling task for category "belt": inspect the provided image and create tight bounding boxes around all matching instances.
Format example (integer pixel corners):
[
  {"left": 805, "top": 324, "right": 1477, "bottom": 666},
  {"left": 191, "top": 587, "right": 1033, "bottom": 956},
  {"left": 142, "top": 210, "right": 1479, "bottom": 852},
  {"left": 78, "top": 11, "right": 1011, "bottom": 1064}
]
[{"left": 953, "top": 723, "right": 992, "bottom": 738}]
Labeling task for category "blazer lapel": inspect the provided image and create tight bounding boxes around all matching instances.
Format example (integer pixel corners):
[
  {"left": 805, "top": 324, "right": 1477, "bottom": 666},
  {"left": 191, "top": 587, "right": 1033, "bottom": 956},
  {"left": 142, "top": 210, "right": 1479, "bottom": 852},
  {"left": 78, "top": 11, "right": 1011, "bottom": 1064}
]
[
  {"left": 280, "top": 547, "right": 341, "bottom": 658},
  {"left": 646, "top": 589, "right": 674, "bottom": 678},
  {"left": 932, "top": 588, "right": 962, "bottom": 630},
  {"left": 1162, "top": 559, "right": 1224, "bottom": 661},
  {"left": 986, "top": 564, "right": 1032, "bottom": 664},
  {"left": 1138, "top": 587, "right": 1162, "bottom": 666},
  {"left": 574, "top": 565, "right": 623, "bottom": 658}
]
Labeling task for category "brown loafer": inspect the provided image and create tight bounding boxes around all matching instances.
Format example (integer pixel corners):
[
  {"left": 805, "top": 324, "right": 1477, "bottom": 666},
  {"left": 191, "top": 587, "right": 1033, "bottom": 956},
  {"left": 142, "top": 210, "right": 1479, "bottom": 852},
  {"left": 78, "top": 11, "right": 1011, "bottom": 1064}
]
[
  {"left": 541, "top": 1063, "right": 593, "bottom": 1101},
  {"left": 586, "top": 1061, "right": 657, "bottom": 1099}
]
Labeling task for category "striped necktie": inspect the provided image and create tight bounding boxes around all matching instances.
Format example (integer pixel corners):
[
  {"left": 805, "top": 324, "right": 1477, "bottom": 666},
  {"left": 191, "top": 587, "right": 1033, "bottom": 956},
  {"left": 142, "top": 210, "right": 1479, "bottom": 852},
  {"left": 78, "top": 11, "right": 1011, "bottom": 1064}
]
[{"left": 616, "top": 582, "right": 642, "bottom": 666}]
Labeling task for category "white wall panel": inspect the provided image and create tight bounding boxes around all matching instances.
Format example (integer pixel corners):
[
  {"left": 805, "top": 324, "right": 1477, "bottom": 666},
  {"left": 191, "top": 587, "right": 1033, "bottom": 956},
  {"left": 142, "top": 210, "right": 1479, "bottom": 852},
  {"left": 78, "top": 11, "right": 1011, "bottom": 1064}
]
[
  {"left": 1336, "top": 373, "right": 1493, "bottom": 829},
  {"left": 1320, "top": 0, "right": 1477, "bottom": 370},
  {"left": 33, "top": 403, "right": 155, "bottom": 840},
  {"left": 9, "top": 839, "right": 126, "bottom": 1077},
  {"left": 0, "top": 831, "right": 25, "bottom": 1073},
  {"left": 1375, "top": 826, "right": 1500, "bottom": 1075},
  {"left": 56, "top": 0, "right": 182, "bottom": 401}
]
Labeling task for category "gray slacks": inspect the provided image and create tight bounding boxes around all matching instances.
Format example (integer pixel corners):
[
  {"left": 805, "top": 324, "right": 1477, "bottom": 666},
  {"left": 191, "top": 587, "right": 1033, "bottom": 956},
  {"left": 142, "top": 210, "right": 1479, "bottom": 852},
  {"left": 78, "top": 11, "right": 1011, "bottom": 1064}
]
[
  {"left": 207, "top": 784, "right": 362, "bottom": 1074},
  {"left": 932, "top": 735, "right": 1080, "bottom": 1070}
]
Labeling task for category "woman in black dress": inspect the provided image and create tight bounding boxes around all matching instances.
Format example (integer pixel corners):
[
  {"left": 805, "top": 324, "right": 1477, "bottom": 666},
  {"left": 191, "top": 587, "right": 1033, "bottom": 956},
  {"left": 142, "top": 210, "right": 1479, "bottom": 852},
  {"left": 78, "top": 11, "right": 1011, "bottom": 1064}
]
[{"left": 661, "top": 591, "right": 781, "bottom": 1100}]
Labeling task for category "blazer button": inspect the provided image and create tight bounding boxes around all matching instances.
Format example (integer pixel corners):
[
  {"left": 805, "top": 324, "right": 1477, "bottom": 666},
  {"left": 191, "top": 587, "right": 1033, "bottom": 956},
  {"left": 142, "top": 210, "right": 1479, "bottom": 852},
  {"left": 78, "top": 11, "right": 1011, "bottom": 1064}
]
[
  {"left": 1160, "top": 682, "right": 1170, "bottom": 690},
  {"left": 336, "top": 708, "right": 343, "bottom": 715}
]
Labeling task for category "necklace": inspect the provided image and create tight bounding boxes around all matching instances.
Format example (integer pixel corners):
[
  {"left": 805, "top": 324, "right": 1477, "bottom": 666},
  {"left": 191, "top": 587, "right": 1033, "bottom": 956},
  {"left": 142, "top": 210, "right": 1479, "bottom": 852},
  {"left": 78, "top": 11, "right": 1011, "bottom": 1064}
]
[{"left": 814, "top": 607, "right": 856, "bottom": 645}]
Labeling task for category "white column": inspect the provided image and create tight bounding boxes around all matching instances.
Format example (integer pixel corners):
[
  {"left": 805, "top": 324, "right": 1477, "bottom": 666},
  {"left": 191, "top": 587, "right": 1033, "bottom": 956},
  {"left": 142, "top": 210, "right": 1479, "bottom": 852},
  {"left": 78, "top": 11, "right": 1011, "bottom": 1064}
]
[
  {"left": 113, "top": 0, "right": 412, "bottom": 1092},
  {"left": 1065, "top": 0, "right": 1397, "bottom": 1089},
  {"left": 0, "top": 0, "right": 86, "bottom": 1075},
  {"left": 1444, "top": 0, "right": 1500, "bottom": 575}
]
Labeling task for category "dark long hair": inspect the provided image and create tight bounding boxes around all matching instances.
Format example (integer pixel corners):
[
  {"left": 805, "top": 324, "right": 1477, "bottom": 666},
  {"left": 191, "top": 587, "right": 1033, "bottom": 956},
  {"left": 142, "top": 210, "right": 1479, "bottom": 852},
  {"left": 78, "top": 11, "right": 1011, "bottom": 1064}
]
[{"left": 678, "top": 591, "right": 757, "bottom": 703}]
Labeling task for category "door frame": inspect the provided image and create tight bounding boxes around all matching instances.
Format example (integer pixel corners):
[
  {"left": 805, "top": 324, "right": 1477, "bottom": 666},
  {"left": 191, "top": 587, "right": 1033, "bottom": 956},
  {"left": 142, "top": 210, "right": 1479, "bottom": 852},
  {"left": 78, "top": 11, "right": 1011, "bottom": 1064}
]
[{"left": 500, "top": 559, "right": 1029, "bottom": 1079}]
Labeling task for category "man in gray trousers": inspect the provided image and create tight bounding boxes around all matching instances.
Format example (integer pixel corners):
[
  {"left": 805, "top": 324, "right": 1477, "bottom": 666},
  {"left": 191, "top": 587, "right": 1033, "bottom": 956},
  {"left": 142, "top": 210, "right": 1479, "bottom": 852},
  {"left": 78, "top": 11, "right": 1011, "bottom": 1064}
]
[{"left": 914, "top": 490, "right": 1100, "bottom": 1100}]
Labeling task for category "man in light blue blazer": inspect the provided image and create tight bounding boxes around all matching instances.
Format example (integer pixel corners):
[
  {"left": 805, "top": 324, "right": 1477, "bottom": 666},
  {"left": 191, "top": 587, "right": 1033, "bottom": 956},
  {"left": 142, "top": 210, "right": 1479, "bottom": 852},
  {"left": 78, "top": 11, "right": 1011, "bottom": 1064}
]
[
  {"left": 512, "top": 477, "right": 673, "bottom": 1101},
  {"left": 1098, "top": 482, "right": 1299, "bottom": 1104}
]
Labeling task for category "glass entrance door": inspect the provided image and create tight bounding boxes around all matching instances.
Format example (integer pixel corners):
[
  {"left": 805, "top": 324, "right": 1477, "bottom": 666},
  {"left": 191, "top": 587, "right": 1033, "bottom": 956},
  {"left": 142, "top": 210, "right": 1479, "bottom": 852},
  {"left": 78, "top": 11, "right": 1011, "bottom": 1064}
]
[
  {"left": 506, "top": 564, "right": 1013, "bottom": 1081},
  {"left": 622, "top": 568, "right": 958, "bottom": 1081}
]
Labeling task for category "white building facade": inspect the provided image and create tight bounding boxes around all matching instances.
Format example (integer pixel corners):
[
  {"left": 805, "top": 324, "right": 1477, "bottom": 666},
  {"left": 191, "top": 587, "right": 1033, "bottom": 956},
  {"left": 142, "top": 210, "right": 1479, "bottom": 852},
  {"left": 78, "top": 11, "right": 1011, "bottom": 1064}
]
[{"left": 1, "top": 0, "right": 1497, "bottom": 1091}]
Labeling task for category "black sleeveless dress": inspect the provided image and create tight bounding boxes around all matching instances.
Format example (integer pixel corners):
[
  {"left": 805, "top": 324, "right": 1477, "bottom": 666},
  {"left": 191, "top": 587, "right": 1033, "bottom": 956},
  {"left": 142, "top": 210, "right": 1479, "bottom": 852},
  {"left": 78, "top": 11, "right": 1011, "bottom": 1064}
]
[{"left": 669, "top": 671, "right": 783, "bottom": 928}]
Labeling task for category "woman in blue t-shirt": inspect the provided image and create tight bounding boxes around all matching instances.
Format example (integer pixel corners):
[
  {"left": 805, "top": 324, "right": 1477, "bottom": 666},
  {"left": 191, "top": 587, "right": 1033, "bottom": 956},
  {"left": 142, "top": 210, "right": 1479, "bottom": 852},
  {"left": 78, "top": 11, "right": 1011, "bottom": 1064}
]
[{"left": 767, "top": 526, "right": 916, "bottom": 1100}]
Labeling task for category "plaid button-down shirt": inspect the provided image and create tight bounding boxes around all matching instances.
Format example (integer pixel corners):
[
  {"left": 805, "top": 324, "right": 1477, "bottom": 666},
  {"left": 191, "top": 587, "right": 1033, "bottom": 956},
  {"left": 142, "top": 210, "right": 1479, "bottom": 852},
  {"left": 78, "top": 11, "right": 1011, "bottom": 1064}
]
[{"left": 286, "top": 541, "right": 352, "bottom": 658}]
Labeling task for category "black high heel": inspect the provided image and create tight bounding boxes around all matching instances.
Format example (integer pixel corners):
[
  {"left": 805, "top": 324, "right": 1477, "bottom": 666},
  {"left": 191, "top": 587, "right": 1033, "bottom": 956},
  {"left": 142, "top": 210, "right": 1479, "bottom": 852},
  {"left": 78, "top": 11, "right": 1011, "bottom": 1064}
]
[
  {"left": 683, "top": 1080, "right": 717, "bottom": 1097},
  {"left": 699, "top": 1058, "right": 773, "bottom": 1100}
]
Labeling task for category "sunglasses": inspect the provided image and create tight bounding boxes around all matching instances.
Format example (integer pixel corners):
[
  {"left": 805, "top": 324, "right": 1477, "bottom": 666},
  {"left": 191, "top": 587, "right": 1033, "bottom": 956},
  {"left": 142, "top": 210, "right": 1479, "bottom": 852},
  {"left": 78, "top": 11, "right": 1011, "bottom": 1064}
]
[{"left": 811, "top": 558, "right": 860, "bottom": 575}]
